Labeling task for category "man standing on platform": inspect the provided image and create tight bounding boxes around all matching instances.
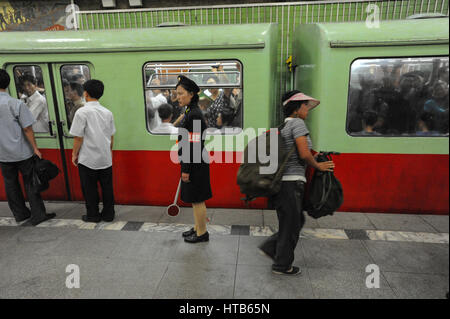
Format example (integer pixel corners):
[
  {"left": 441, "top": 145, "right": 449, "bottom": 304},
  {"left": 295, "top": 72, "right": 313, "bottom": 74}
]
[
  {"left": 0, "top": 69, "right": 55, "bottom": 226},
  {"left": 70, "top": 79, "right": 116, "bottom": 223}
]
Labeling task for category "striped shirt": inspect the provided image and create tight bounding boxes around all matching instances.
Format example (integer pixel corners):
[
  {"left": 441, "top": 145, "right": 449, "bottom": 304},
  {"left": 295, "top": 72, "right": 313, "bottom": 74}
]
[{"left": 280, "top": 117, "right": 312, "bottom": 182}]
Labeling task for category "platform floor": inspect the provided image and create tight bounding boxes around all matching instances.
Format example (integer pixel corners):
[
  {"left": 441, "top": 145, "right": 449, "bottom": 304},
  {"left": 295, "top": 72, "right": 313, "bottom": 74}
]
[{"left": 0, "top": 201, "right": 448, "bottom": 299}]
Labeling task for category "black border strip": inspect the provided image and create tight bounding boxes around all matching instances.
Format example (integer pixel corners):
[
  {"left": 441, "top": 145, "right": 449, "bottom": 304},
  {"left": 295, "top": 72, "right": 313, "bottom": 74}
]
[{"left": 47, "top": 64, "right": 72, "bottom": 201}]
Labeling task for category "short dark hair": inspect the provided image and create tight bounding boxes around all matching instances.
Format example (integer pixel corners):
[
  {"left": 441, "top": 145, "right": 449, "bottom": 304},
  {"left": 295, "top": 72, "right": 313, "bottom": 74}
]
[
  {"left": 20, "top": 74, "right": 37, "bottom": 85},
  {"left": 69, "top": 82, "right": 84, "bottom": 97},
  {"left": 176, "top": 76, "right": 200, "bottom": 105},
  {"left": 83, "top": 79, "right": 104, "bottom": 99},
  {"left": 419, "top": 112, "right": 435, "bottom": 130},
  {"left": 0, "top": 69, "right": 10, "bottom": 89},
  {"left": 158, "top": 103, "right": 173, "bottom": 121},
  {"left": 282, "top": 90, "right": 307, "bottom": 118},
  {"left": 71, "top": 74, "right": 85, "bottom": 82},
  {"left": 363, "top": 111, "right": 378, "bottom": 127}
]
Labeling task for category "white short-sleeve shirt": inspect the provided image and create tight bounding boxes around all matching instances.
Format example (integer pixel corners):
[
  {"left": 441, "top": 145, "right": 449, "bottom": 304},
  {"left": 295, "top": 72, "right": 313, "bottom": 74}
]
[
  {"left": 146, "top": 92, "right": 167, "bottom": 131},
  {"left": 26, "top": 90, "right": 49, "bottom": 133},
  {"left": 152, "top": 122, "right": 178, "bottom": 134},
  {"left": 69, "top": 101, "right": 116, "bottom": 170}
]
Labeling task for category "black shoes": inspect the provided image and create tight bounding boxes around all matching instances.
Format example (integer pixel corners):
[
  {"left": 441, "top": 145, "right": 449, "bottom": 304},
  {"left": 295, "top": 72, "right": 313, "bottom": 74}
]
[
  {"left": 272, "top": 266, "right": 301, "bottom": 276},
  {"left": 101, "top": 216, "right": 114, "bottom": 222},
  {"left": 184, "top": 231, "right": 209, "bottom": 243},
  {"left": 22, "top": 213, "right": 56, "bottom": 226},
  {"left": 15, "top": 214, "right": 31, "bottom": 223},
  {"left": 82, "top": 213, "right": 114, "bottom": 223},
  {"left": 182, "top": 227, "right": 196, "bottom": 238},
  {"left": 82, "top": 215, "right": 101, "bottom": 223}
]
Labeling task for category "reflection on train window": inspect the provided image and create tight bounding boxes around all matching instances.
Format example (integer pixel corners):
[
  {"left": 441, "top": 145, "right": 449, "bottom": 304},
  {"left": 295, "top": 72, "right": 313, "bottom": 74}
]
[
  {"left": 13, "top": 65, "right": 49, "bottom": 133},
  {"left": 347, "top": 57, "right": 449, "bottom": 137},
  {"left": 60, "top": 65, "right": 91, "bottom": 129},
  {"left": 143, "top": 61, "right": 243, "bottom": 134}
]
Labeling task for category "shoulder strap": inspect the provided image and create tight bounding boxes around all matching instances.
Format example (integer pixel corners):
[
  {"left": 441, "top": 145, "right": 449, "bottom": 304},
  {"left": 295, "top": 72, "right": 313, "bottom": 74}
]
[
  {"left": 277, "top": 121, "right": 287, "bottom": 131},
  {"left": 272, "top": 122, "right": 297, "bottom": 182},
  {"left": 274, "top": 144, "right": 296, "bottom": 179},
  {"left": 313, "top": 172, "right": 333, "bottom": 211}
]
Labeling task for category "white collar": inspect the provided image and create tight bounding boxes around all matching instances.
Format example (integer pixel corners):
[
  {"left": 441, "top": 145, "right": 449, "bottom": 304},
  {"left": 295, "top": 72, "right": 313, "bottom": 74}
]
[
  {"left": 155, "top": 93, "right": 167, "bottom": 101},
  {"left": 84, "top": 101, "right": 100, "bottom": 107},
  {"left": 28, "top": 90, "right": 41, "bottom": 102}
]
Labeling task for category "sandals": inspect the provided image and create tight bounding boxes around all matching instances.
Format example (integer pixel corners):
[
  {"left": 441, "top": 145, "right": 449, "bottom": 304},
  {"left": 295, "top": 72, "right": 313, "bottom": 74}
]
[{"left": 272, "top": 266, "right": 301, "bottom": 276}]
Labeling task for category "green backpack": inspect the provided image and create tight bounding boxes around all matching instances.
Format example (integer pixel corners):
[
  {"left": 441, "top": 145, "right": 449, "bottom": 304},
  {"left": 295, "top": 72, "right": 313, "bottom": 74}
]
[{"left": 236, "top": 122, "right": 296, "bottom": 202}]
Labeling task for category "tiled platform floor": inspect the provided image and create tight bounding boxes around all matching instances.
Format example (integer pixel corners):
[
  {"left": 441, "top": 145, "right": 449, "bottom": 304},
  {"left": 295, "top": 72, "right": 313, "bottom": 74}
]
[{"left": 0, "top": 201, "right": 448, "bottom": 299}]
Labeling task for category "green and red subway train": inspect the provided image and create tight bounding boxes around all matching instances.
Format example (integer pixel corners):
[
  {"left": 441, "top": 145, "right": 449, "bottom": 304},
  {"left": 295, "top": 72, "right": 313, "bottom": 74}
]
[{"left": 0, "top": 18, "right": 448, "bottom": 215}]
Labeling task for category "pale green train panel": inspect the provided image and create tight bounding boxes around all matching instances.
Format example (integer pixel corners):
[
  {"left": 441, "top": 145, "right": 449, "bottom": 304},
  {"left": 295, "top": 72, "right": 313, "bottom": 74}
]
[
  {"left": 0, "top": 24, "right": 280, "bottom": 152},
  {"left": 75, "top": 0, "right": 449, "bottom": 94},
  {"left": 294, "top": 18, "right": 449, "bottom": 155}
]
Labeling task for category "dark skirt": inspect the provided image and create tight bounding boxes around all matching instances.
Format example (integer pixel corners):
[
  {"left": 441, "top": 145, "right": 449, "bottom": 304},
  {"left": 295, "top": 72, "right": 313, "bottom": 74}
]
[{"left": 180, "top": 163, "right": 212, "bottom": 203}]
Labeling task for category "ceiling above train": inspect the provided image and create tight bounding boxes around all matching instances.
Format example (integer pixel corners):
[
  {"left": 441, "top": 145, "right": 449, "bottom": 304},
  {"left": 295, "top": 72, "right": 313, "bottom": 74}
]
[{"left": 75, "top": 0, "right": 302, "bottom": 10}]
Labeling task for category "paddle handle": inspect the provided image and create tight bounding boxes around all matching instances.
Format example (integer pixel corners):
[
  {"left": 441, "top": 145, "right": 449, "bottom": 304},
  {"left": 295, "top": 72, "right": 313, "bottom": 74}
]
[{"left": 173, "top": 178, "right": 181, "bottom": 205}]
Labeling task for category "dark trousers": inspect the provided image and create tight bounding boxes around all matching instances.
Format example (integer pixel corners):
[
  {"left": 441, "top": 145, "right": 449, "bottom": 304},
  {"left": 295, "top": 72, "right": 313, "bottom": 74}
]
[
  {"left": 259, "top": 180, "right": 306, "bottom": 271},
  {"left": 0, "top": 156, "right": 46, "bottom": 223},
  {"left": 78, "top": 164, "right": 115, "bottom": 221}
]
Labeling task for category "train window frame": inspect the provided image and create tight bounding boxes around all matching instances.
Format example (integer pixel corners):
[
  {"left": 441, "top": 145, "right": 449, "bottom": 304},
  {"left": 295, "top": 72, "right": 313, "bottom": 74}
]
[
  {"left": 345, "top": 55, "right": 449, "bottom": 138},
  {"left": 11, "top": 64, "right": 51, "bottom": 136},
  {"left": 142, "top": 59, "right": 244, "bottom": 136}
]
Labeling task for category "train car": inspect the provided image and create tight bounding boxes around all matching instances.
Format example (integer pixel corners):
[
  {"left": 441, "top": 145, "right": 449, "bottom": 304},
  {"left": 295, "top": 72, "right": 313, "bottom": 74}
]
[
  {"left": 293, "top": 18, "right": 449, "bottom": 214},
  {"left": 1, "top": 18, "right": 448, "bottom": 215},
  {"left": 0, "top": 23, "right": 280, "bottom": 208}
]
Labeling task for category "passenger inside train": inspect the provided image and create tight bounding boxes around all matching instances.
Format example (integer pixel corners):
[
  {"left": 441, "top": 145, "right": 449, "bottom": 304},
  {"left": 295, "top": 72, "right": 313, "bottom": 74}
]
[
  {"left": 144, "top": 61, "right": 243, "bottom": 134},
  {"left": 17, "top": 73, "right": 49, "bottom": 133},
  {"left": 152, "top": 103, "right": 178, "bottom": 134},
  {"left": 416, "top": 111, "right": 440, "bottom": 136},
  {"left": 61, "top": 65, "right": 90, "bottom": 129},
  {"left": 347, "top": 57, "right": 449, "bottom": 136},
  {"left": 66, "top": 82, "right": 85, "bottom": 125},
  {"left": 146, "top": 76, "right": 170, "bottom": 132},
  {"left": 203, "top": 67, "right": 233, "bottom": 129},
  {"left": 358, "top": 111, "right": 382, "bottom": 135}
]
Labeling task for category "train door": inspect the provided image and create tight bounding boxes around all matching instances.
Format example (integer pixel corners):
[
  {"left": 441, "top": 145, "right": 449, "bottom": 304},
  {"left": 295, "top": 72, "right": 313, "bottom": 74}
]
[
  {"left": 4, "top": 63, "right": 92, "bottom": 201},
  {"left": 50, "top": 63, "right": 92, "bottom": 201}
]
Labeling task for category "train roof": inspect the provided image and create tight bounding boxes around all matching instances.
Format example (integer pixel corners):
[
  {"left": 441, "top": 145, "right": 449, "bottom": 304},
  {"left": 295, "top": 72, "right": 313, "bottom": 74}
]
[
  {"left": 303, "top": 18, "right": 449, "bottom": 48},
  {"left": 0, "top": 23, "right": 277, "bottom": 54}
]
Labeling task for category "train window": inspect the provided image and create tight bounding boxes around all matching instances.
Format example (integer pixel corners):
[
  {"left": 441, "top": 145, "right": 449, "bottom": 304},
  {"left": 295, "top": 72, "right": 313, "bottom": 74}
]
[
  {"left": 143, "top": 61, "right": 243, "bottom": 135},
  {"left": 347, "top": 57, "right": 449, "bottom": 137},
  {"left": 13, "top": 65, "right": 50, "bottom": 133},
  {"left": 60, "top": 65, "right": 91, "bottom": 129}
]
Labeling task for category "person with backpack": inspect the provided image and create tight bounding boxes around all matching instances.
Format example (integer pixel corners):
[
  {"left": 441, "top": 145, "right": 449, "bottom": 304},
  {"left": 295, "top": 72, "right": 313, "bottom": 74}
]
[{"left": 259, "top": 90, "right": 335, "bottom": 276}]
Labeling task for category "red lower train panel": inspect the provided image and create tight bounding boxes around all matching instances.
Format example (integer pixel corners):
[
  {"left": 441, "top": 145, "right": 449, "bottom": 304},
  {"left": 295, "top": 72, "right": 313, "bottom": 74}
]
[{"left": 0, "top": 150, "right": 448, "bottom": 215}]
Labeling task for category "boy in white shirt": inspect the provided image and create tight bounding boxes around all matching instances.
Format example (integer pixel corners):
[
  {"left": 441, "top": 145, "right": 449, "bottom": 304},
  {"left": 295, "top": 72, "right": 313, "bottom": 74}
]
[
  {"left": 20, "top": 74, "right": 49, "bottom": 133},
  {"left": 152, "top": 103, "right": 178, "bottom": 134},
  {"left": 69, "top": 80, "right": 116, "bottom": 223}
]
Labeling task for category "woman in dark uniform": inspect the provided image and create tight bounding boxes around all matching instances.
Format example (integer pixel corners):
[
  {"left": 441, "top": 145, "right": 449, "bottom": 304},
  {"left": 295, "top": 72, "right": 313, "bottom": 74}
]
[{"left": 176, "top": 75, "right": 212, "bottom": 243}]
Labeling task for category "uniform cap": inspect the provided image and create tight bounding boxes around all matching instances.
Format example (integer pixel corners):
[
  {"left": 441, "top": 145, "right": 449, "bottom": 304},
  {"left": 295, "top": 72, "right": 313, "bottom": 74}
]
[{"left": 177, "top": 75, "right": 200, "bottom": 94}]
